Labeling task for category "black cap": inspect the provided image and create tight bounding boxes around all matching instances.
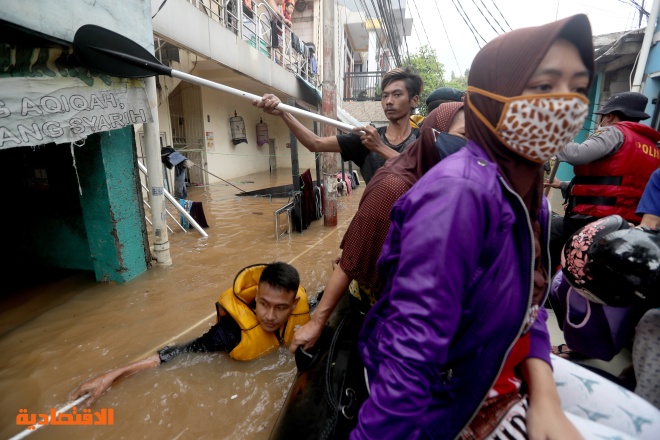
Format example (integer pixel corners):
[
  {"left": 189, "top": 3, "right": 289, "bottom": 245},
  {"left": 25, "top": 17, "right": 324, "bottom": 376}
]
[
  {"left": 594, "top": 92, "right": 650, "bottom": 120},
  {"left": 426, "top": 87, "right": 465, "bottom": 105}
]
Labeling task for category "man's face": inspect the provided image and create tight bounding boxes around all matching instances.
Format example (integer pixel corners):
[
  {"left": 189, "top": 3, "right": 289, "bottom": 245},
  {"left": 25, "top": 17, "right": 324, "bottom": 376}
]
[
  {"left": 255, "top": 282, "right": 299, "bottom": 332},
  {"left": 381, "top": 79, "right": 418, "bottom": 122}
]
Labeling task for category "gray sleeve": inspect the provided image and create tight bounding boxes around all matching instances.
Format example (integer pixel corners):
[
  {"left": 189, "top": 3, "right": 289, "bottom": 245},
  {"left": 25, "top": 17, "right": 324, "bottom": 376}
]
[{"left": 555, "top": 126, "right": 624, "bottom": 165}]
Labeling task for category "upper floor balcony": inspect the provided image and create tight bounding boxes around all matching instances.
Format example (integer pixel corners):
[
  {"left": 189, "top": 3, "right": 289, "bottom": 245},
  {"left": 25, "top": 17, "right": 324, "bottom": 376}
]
[
  {"left": 343, "top": 71, "right": 385, "bottom": 101},
  {"left": 151, "top": 0, "right": 320, "bottom": 104}
]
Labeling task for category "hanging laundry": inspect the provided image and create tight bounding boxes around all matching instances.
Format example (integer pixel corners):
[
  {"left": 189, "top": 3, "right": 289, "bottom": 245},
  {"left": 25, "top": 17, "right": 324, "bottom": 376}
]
[
  {"left": 336, "top": 172, "right": 352, "bottom": 194},
  {"left": 310, "top": 54, "right": 317, "bottom": 75},
  {"left": 190, "top": 201, "right": 209, "bottom": 228},
  {"left": 179, "top": 199, "right": 193, "bottom": 229}
]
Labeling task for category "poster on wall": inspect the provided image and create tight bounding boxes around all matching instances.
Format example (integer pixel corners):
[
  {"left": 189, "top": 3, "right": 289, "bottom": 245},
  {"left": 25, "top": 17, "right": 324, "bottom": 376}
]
[{"left": 0, "top": 43, "right": 153, "bottom": 150}]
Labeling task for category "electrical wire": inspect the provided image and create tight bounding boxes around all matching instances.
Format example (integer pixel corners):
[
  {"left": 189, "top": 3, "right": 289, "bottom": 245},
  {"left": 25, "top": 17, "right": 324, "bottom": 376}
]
[
  {"left": 469, "top": 0, "right": 502, "bottom": 36},
  {"left": 449, "top": 0, "right": 486, "bottom": 48},
  {"left": 489, "top": 0, "right": 513, "bottom": 31},
  {"left": 477, "top": 0, "right": 508, "bottom": 34},
  {"left": 408, "top": 0, "right": 446, "bottom": 77},
  {"left": 434, "top": 2, "right": 463, "bottom": 75}
]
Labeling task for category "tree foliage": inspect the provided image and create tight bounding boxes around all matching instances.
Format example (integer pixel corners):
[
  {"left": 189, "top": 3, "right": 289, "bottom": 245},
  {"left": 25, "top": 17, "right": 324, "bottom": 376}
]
[
  {"left": 404, "top": 45, "right": 445, "bottom": 116},
  {"left": 446, "top": 69, "right": 469, "bottom": 91}
]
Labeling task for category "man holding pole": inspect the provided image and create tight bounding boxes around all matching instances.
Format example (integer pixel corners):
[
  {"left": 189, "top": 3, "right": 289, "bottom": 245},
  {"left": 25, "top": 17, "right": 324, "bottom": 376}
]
[{"left": 252, "top": 67, "right": 423, "bottom": 184}]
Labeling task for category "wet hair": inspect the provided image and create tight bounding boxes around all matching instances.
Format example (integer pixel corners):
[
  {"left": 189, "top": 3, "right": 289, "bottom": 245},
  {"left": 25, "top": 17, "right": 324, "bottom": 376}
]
[
  {"left": 259, "top": 262, "right": 300, "bottom": 295},
  {"left": 381, "top": 67, "right": 423, "bottom": 102}
]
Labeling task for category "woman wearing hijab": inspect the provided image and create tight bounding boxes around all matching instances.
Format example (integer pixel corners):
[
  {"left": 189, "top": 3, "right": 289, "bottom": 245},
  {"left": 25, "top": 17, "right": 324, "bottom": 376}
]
[
  {"left": 351, "top": 15, "right": 659, "bottom": 440},
  {"left": 290, "top": 102, "right": 467, "bottom": 354}
]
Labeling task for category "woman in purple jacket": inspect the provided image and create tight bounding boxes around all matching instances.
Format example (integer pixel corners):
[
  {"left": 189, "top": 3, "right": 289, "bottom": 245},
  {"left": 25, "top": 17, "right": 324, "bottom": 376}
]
[{"left": 351, "top": 15, "right": 614, "bottom": 440}]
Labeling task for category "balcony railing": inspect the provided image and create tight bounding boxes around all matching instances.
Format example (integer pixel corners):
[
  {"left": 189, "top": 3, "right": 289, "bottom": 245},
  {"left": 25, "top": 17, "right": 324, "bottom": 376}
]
[
  {"left": 343, "top": 71, "right": 385, "bottom": 101},
  {"left": 185, "top": 0, "right": 319, "bottom": 86}
]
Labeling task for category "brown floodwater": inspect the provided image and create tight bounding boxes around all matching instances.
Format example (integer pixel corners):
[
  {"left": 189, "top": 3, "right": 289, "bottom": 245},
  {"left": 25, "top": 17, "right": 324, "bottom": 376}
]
[{"left": 1, "top": 168, "right": 363, "bottom": 440}]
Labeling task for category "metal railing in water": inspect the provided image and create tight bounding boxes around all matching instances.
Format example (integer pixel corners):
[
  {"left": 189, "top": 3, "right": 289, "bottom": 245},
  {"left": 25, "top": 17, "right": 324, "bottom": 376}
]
[
  {"left": 137, "top": 161, "right": 208, "bottom": 237},
  {"left": 185, "top": 0, "right": 319, "bottom": 86}
]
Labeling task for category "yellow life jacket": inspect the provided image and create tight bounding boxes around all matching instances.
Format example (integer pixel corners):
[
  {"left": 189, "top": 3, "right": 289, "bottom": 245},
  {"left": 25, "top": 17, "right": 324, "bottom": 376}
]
[
  {"left": 215, "top": 264, "right": 310, "bottom": 361},
  {"left": 409, "top": 114, "right": 425, "bottom": 129}
]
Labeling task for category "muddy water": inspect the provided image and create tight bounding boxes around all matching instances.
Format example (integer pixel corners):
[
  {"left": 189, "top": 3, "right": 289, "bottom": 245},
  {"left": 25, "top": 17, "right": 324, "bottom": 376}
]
[{"left": 1, "top": 169, "right": 363, "bottom": 440}]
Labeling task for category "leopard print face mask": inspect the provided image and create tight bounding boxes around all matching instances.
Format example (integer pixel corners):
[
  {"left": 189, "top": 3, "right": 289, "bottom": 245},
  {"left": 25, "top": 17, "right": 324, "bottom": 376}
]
[{"left": 466, "top": 86, "right": 589, "bottom": 163}]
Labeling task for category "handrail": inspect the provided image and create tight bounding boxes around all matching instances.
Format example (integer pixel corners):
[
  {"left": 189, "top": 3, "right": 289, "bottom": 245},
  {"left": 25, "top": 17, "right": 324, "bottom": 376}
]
[
  {"left": 137, "top": 161, "right": 209, "bottom": 238},
  {"left": 141, "top": 182, "right": 187, "bottom": 233}
]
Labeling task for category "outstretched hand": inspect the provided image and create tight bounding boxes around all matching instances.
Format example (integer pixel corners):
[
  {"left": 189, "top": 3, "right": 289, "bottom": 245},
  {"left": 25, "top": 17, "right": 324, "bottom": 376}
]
[
  {"left": 69, "top": 372, "right": 117, "bottom": 407},
  {"left": 252, "top": 93, "right": 284, "bottom": 116}
]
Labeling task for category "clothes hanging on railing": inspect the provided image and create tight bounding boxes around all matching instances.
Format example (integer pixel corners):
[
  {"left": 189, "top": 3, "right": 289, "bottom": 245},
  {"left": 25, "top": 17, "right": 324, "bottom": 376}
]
[
  {"left": 310, "top": 54, "right": 317, "bottom": 75},
  {"left": 190, "top": 202, "right": 209, "bottom": 228},
  {"left": 351, "top": 170, "right": 360, "bottom": 187},
  {"left": 314, "top": 186, "right": 323, "bottom": 220},
  {"left": 179, "top": 199, "right": 193, "bottom": 229},
  {"left": 164, "top": 150, "right": 189, "bottom": 199},
  {"left": 271, "top": 20, "right": 279, "bottom": 48},
  {"left": 300, "top": 169, "right": 315, "bottom": 229},
  {"left": 291, "top": 33, "right": 304, "bottom": 54},
  {"left": 336, "top": 173, "right": 352, "bottom": 195}
]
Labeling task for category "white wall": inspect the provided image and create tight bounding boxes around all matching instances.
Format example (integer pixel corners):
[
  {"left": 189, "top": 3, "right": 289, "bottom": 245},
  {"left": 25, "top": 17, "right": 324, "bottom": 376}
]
[{"left": 201, "top": 90, "right": 318, "bottom": 181}]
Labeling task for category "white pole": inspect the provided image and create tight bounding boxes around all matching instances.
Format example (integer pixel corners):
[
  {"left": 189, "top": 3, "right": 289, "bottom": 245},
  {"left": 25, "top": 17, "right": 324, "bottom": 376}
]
[
  {"left": 171, "top": 70, "right": 360, "bottom": 133},
  {"left": 144, "top": 76, "right": 173, "bottom": 265},
  {"left": 631, "top": 0, "right": 660, "bottom": 92}
]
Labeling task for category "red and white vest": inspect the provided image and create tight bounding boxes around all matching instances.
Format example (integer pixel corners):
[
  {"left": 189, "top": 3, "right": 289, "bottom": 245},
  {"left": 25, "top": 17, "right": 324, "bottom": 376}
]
[{"left": 568, "top": 121, "right": 660, "bottom": 223}]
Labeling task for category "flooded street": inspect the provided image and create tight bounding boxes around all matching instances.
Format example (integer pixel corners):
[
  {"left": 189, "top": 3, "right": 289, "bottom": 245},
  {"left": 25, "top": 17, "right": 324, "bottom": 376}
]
[{"left": 1, "top": 168, "right": 364, "bottom": 440}]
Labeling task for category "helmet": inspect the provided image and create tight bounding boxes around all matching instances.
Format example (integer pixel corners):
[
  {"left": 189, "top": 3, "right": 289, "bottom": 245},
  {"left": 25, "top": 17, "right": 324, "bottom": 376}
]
[{"left": 561, "top": 215, "right": 660, "bottom": 308}]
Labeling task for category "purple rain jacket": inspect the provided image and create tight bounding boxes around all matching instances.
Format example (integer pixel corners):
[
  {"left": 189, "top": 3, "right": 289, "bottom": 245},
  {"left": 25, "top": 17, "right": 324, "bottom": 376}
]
[{"left": 351, "top": 142, "right": 553, "bottom": 440}]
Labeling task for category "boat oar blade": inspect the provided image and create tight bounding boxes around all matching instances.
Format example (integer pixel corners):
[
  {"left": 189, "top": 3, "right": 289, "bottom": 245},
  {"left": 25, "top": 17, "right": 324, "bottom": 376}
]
[{"left": 73, "top": 24, "right": 172, "bottom": 78}]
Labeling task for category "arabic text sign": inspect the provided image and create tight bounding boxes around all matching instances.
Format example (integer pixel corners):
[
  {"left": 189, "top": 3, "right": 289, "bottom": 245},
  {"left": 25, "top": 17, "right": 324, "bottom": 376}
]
[
  {"left": 16, "top": 407, "right": 114, "bottom": 429},
  {"left": 0, "top": 45, "right": 152, "bottom": 150}
]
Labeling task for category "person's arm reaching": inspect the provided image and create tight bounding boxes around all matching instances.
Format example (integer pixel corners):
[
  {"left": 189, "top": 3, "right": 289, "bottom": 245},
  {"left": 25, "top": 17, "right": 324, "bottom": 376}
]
[
  {"left": 289, "top": 265, "right": 351, "bottom": 353},
  {"left": 544, "top": 178, "right": 570, "bottom": 199},
  {"left": 253, "top": 93, "right": 341, "bottom": 153},
  {"left": 521, "top": 358, "right": 583, "bottom": 440},
  {"left": 70, "top": 354, "right": 161, "bottom": 407},
  {"left": 70, "top": 321, "right": 236, "bottom": 406},
  {"left": 555, "top": 126, "right": 623, "bottom": 165}
]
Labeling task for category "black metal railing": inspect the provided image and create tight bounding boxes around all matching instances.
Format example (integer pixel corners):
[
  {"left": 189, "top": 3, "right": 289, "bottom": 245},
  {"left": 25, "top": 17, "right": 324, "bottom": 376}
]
[{"left": 343, "top": 71, "right": 385, "bottom": 101}]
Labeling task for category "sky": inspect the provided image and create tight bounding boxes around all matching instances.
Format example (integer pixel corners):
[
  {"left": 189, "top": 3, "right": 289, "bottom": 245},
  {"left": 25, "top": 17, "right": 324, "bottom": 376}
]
[{"left": 404, "top": 0, "right": 650, "bottom": 80}]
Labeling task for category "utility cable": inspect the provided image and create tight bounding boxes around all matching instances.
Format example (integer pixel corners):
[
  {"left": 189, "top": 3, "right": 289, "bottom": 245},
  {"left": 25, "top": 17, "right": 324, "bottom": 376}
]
[
  {"left": 408, "top": 0, "right": 445, "bottom": 78},
  {"left": 490, "top": 0, "right": 513, "bottom": 31},
  {"left": 434, "top": 2, "right": 463, "bottom": 76},
  {"left": 450, "top": 0, "right": 485, "bottom": 48},
  {"left": 469, "top": 0, "right": 502, "bottom": 36},
  {"left": 477, "top": 0, "right": 508, "bottom": 34}
]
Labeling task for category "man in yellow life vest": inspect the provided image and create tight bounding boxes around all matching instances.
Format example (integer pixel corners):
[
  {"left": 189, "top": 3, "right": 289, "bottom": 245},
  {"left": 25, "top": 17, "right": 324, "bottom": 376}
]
[{"left": 70, "top": 262, "right": 310, "bottom": 406}]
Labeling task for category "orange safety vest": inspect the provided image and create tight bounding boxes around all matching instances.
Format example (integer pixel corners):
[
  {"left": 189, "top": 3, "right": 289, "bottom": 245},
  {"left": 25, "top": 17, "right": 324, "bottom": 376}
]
[{"left": 216, "top": 264, "right": 310, "bottom": 361}]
